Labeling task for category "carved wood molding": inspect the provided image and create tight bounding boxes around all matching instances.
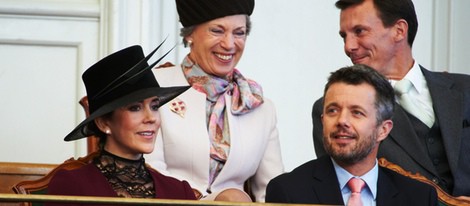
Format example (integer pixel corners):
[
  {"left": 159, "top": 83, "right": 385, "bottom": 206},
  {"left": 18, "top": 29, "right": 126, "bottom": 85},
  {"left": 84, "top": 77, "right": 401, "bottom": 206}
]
[{"left": 378, "top": 158, "right": 470, "bottom": 206}]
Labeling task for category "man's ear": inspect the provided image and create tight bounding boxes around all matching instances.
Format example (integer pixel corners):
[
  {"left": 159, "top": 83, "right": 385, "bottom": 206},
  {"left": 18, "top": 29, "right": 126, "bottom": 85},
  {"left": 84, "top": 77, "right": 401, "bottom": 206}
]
[
  {"left": 377, "top": 119, "right": 393, "bottom": 142},
  {"left": 393, "top": 19, "right": 408, "bottom": 43}
]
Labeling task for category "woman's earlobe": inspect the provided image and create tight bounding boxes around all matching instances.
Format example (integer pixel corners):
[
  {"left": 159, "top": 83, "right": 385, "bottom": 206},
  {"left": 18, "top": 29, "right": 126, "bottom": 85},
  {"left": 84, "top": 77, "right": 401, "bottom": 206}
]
[{"left": 94, "top": 118, "right": 109, "bottom": 134}]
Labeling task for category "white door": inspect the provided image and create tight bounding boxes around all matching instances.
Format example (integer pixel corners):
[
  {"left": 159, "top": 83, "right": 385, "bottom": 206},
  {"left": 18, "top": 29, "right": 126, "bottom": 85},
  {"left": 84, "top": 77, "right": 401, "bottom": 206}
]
[{"left": 0, "top": 0, "right": 100, "bottom": 163}]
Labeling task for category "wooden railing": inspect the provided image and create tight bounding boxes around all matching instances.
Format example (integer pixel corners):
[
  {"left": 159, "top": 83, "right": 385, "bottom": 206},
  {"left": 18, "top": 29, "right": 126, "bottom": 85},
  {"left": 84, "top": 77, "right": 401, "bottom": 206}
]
[
  {"left": 0, "top": 193, "right": 322, "bottom": 206},
  {"left": 0, "top": 161, "right": 324, "bottom": 205},
  {"left": 0, "top": 162, "right": 56, "bottom": 195}
]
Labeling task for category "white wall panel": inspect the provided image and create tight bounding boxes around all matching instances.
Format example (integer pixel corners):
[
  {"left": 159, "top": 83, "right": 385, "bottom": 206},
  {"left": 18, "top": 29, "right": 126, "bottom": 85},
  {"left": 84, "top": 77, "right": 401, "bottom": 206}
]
[
  {"left": 0, "top": 0, "right": 100, "bottom": 163},
  {"left": 449, "top": 0, "right": 470, "bottom": 74},
  {"left": 0, "top": 43, "right": 78, "bottom": 163}
]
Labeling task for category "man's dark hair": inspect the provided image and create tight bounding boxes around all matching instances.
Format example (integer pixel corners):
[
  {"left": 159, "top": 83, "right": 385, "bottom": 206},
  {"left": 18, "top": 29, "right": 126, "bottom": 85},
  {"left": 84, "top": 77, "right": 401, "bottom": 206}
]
[
  {"left": 323, "top": 64, "right": 395, "bottom": 124},
  {"left": 335, "top": 0, "right": 418, "bottom": 47}
]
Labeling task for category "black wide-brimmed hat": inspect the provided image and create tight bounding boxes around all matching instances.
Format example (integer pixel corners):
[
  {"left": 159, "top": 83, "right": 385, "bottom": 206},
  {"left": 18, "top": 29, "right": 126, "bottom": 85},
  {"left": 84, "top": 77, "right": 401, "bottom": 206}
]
[
  {"left": 175, "top": 0, "right": 255, "bottom": 27},
  {"left": 64, "top": 43, "right": 190, "bottom": 141}
]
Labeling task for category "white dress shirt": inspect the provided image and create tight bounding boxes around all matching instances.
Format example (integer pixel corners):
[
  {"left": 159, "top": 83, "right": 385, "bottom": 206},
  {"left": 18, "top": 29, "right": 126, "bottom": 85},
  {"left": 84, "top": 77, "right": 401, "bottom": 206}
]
[{"left": 390, "top": 61, "right": 435, "bottom": 125}]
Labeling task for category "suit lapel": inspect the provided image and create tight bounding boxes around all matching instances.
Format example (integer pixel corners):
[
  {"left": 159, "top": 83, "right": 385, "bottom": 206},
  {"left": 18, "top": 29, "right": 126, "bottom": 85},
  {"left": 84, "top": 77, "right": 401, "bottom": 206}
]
[
  {"left": 312, "top": 157, "right": 345, "bottom": 205},
  {"left": 386, "top": 66, "right": 463, "bottom": 176},
  {"left": 376, "top": 167, "right": 400, "bottom": 206},
  {"left": 154, "top": 66, "right": 212, "bottom": 186},
  {"left": 389, "top": 104, "right": 436, "bottom": 173},
  {"left": 422, "top": 67, "right": 462, "bottom": 172}
]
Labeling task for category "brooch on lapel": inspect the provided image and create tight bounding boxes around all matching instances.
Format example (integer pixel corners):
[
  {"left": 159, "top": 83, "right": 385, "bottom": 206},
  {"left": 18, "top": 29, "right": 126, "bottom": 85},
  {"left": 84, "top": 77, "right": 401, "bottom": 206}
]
[{"left": 169, "top": 98, "right": 186, "bottom": 118}]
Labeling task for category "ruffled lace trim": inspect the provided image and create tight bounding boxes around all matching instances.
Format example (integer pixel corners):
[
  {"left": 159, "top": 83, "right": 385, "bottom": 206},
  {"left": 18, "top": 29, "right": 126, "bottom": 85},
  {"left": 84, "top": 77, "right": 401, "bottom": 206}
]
[{"left": 93, "top": 150, "right": 155, "bottom": 198}]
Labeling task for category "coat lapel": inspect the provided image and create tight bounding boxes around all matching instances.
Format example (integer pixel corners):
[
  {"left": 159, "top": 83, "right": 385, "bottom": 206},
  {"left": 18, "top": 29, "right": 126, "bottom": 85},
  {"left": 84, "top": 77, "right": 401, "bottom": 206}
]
[
  {"left": 376, "top": 167, "right": 400, "bottom": 206},
  {"left": 422, "top": 67, "right": 462, "bottom": 172},
  {"left": 312, "top": 157, "right": 345, "bottom": 205},
  {"left": 388, "top": 103, "right": 436, "bottom": 173},
  {"left": 385, "top": 66, "right": 464, "bottom": 177},
  {"left": 153, "top": 65, "right": 212, "bottom": 187}
]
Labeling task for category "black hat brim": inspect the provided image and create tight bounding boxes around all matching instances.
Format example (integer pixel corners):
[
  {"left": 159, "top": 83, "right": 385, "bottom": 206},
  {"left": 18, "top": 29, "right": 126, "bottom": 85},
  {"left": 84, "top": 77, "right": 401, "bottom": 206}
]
[{"left": 64, "top": 85, "right": 190, "bottom": 141}]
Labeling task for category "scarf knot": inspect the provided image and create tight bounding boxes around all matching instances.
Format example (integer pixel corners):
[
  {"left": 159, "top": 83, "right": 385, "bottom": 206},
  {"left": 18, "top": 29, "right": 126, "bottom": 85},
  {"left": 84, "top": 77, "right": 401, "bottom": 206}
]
[
  {"left": 182, "top": 56, "right": 264, "bottom": 115},
  {"left": 182, "top": 56, "right": 263, "bottom": 186}
]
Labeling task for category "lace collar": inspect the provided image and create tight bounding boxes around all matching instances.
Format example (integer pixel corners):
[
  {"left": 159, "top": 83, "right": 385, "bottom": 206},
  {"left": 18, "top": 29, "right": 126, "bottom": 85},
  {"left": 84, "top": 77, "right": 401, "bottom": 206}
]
[{"left": 93, "top": 150, "right": 155, "bottom": 198}]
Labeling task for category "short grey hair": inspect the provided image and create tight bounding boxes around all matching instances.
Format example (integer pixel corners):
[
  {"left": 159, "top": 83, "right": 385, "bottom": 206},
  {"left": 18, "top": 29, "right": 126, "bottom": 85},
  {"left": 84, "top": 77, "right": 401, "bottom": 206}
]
[{"left": 180, "top": 15, "right": 252, "bottom": 47}]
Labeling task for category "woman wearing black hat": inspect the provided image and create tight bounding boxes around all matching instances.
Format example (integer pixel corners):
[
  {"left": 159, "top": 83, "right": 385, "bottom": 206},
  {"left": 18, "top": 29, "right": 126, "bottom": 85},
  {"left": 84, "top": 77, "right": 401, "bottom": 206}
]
[
  {"left": 148, "top": 0, "right": 284, "bottom": 202},
  {"left": 45, "top": 45, "right": 195, "bottom": 205}
]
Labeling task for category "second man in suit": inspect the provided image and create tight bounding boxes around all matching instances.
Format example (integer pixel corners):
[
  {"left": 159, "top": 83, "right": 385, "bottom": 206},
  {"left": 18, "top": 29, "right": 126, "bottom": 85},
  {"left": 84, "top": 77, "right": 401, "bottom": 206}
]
[{"left": 267, "top": 64, "right": 437, "bottom": 205}]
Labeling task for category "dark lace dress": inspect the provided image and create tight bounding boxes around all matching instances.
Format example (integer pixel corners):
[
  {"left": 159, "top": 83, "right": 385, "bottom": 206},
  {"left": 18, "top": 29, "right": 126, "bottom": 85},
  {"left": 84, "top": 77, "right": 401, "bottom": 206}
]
[{"left": 93, "top": 150, "right": 155, "bottom": 198}]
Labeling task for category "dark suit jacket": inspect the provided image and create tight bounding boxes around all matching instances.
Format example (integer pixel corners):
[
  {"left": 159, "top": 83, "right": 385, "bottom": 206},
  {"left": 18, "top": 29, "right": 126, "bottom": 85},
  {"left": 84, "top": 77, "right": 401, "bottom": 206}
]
[
  {"left": 46, "top": 163, "right": 196, "bottom": 206},
  {"left": 266, "top": 156, "right": 437, "bottom": 206},
  {"left": 312, "top": 66, "right": 470, "bottom": 196}
]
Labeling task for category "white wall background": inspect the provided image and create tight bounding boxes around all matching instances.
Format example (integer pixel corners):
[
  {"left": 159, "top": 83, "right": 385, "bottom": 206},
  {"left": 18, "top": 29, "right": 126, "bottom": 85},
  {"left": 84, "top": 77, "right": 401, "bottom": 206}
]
[{"left": 0, "top": 0, "right": 469, "bottom": 173}]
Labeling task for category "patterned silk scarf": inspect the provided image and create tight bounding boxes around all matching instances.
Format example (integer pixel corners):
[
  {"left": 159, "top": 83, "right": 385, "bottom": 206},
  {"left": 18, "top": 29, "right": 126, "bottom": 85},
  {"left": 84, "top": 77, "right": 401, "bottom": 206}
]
[{"left": 182, "top": 56, "right": 264, "bottom": 186}]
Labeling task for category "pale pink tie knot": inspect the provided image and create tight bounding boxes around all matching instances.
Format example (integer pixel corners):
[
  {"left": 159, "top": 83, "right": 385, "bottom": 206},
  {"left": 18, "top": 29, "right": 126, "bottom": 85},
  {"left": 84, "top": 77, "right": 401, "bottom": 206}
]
[{"left": 348, "top": 177, "right": 365, "bottom": 193}]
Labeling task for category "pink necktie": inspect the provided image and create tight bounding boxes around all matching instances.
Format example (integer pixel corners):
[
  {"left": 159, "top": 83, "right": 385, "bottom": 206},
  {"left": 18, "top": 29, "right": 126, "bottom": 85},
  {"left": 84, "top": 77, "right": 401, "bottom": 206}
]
[{"left": 347, "top": 177, "right": 365, "bottom": 206}]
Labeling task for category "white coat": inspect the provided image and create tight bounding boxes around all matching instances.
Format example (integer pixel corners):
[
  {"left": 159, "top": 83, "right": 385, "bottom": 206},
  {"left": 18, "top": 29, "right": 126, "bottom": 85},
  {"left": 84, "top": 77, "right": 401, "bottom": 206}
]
[{"left": 147, "top": 65, "right": 284, "bottom": 202}]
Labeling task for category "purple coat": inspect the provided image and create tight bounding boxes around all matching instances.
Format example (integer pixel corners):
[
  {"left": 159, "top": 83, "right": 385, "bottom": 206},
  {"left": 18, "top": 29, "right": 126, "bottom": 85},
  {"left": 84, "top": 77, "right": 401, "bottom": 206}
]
[{"left": 46, "top": 163, "right": 196, "bottom": 206}]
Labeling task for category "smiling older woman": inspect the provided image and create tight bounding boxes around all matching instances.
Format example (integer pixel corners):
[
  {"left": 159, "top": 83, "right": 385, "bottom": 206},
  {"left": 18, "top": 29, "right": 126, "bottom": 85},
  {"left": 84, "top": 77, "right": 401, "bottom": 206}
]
[{"left": 148, "top": 0, "right": 284, "bottom": 202}]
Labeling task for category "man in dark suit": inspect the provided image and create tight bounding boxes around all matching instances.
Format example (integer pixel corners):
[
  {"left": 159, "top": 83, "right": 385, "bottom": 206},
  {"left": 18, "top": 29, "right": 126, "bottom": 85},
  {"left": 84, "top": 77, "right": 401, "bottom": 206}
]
[
  {"left": 312, "top": 0, "right": 470, "bottom": 199},
  {"left": 267, "top": 65, "right": 437, "bottom": 205}
]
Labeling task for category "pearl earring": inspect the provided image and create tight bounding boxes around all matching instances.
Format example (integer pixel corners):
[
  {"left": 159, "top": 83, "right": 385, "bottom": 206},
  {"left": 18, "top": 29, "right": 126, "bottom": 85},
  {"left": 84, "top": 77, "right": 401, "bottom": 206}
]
[
  {"left": 187, "top": 40, "right": 193, "bottom": 47},
  {"left": 105, "top": 130, "right": 110, "bottom": 134}
]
